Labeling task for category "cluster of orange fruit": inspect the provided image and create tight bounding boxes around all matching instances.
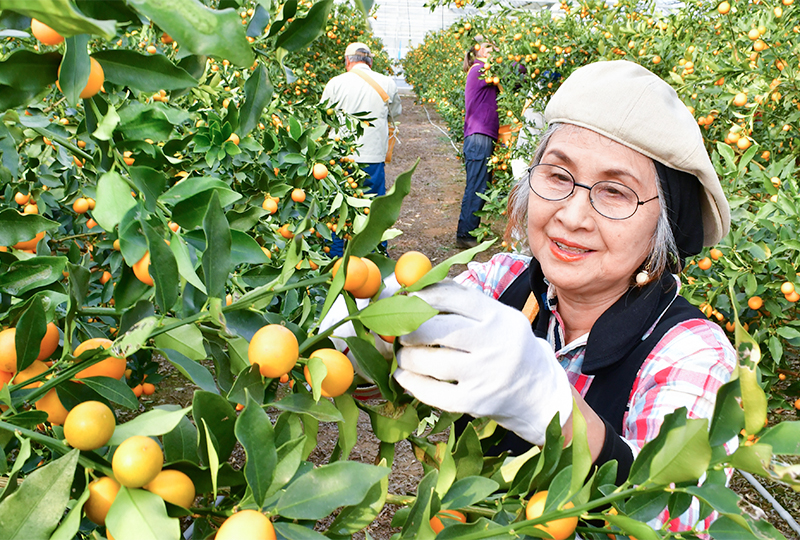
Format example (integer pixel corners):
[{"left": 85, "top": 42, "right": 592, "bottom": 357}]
[{"left": 247, "top": 323, "right": 354, "bottom": 398}]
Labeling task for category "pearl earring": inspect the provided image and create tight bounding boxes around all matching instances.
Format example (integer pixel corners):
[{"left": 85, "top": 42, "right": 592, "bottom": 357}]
[{"left": 635, "top": 263, "right": 652, "bottom": 286}]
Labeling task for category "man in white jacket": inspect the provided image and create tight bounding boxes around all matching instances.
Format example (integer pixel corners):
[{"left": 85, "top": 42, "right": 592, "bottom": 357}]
[{"left": 321, "top": 42, "right": 402, "bottom": 255}]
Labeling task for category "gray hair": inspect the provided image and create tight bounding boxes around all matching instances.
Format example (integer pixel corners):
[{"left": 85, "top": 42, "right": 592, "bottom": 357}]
[
  {"left": 505, "top": 123, "right": 679, "bottom": 285},
  {"left": 347, "top": 54, "right": 372, "bottom": 66}
]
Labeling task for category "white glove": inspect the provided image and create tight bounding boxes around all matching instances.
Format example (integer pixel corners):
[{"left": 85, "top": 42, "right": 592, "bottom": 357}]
[
  {"left": 318, "top": 273, "right": 401, "bottom": 380},
  {"left": 393, "top": 280, "right": 573, "bottom": 446}
]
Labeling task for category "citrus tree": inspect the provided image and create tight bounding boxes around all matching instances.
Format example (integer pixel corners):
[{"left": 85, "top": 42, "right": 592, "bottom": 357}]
[{"left": 0, "top": 1, "right": 799, "bottom": 540}]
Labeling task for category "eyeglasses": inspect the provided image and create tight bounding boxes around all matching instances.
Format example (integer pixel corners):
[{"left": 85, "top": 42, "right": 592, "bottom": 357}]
[{"left": 527, "top": 163, "right": 659, "bottom": 220}]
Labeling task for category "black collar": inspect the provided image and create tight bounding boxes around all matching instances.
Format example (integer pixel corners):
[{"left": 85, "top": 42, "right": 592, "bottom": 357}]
[{"left": 527, "top": 260, "right": 680, "bottom": 373}]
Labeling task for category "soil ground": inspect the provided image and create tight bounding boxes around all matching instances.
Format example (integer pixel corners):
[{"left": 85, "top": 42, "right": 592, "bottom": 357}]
[{"left": 150, "top": 92, "right": 799, "bottom": 539}]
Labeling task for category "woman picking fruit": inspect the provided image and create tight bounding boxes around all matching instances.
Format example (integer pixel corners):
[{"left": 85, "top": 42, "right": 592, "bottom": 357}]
[{"left": 393, "top": 61, "right": 736, "bottom": 533}]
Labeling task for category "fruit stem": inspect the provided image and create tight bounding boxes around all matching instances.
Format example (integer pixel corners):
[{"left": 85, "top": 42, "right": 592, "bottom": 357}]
[
  {"left": 50, "top": 231, "right": 105, "bottom": 243},
  {"left": 31, "top": 127, "right": 92, "bottom": 161},
  {"left": 0, "top": 420, "right": 113, "bottom": 476}
]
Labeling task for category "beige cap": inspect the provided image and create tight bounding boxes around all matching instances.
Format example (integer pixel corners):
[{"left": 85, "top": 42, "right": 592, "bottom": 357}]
[
  {"left": 345, "top": 42, "right": 371, "bottom": 57},
  {"left": 545, "top": 60, "right": 730, "bottom": 246}
]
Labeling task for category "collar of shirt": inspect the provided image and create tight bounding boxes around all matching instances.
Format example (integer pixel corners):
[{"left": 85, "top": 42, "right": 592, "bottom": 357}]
[{"left": 541, "top": 273, "right": 681, "bottom": 372}]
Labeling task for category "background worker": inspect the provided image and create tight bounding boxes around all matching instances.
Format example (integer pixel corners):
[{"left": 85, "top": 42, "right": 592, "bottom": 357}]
[
  {"left": 321, "top": 42, "right": 402, "bottom": 256},
  {"left": 457, "top": 41, "right": 499, "bottom": 249}
]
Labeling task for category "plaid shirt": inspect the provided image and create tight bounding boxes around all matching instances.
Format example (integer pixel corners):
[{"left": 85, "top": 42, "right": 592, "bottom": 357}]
[{"left": 456, "top": 253, "right": 737, "bottom": 534}]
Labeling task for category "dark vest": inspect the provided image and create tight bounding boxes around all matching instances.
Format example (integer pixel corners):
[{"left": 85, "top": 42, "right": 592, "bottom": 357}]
[{"left": 458, "top": 259, "right": 703, "bottom": 456}]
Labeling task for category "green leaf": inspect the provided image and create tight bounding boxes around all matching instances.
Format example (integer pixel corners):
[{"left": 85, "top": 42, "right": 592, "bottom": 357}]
[
  {"left": 113, "top": 315, "right": 159, "bottom": 358},
  {"left": 269, "top": 392, "right": 344, "bottom": 422},
  {"left": 81, "top": 376, "right": 139, "bottom": 409},
  {"left": 441, "top": 476, "right": 499, "bottom": 510},
  {"left": 163, "top": 416, "right": 200, "bottom": 464},
  {"left": 0, "top": 257, "right": 68, "bottom": 296},
  {"left": 193, "top": 391, "right": 237, "bottom": 462},
  {"left": 0, "top": 449, "right": 79, "bottom": 540},
  {"left": 92, "top": 101, "right": 120, "bottom": 141},
  {"left": 94, "top": 171, "right": 137, "bottom": 231},
  {"left": 604, "top": 513, "right": 660, "bottom": 540},
  {"left": 14, "top": 298, "right": 46, "bottom": 372},
  {"left": 106, "top": 486, "right": 181, "bottom": 540},
  {"left": 109, "top": 406, "right": 191, "bottom": 446},
  {"left": 568, "top": 398, "right": 592, "bottom": 497},
  {"left": 267, "top": 436, "right": 305, "bottom": 498},
  {"left": 708, "top": 516, "right": 768, "bottom": 539},
  {"left": 625, "top": 491, "right": 671, "bottom": 522},
  {"left": 343, "top": 336, "right": 395, "bottom": 402},
  {"left": 757, "top": 422, "right": 800, "bottom": 455},
  {"left": 354, "top": 0, "right": 375, "bottom": 17},
  {"left": 59, "top": 35, "right": 90, "bottom": 106},
  {"left": 405, "top": 240, "right": 494, "bottom": 292},
  {"left": 647, "top": 414, "right": 711, "bottom": 486},
  {"left": 235, "top": 394, "right": 277, "bottom": 508},
  {"left": 734, "top": 325, "right": 768, "bottom": 435},
  {"left": 118, "top": 101, "right": 177, "bottom": 141},
  {"left": 275, "top": 0, "right": 334, "bottom": 52},
  {"left": 239, "top": 64, "right": 272, "bottom": 136},
  {"left": 305, "top": 354, "right": 327, "bottom": 402},
  {"left": 230, "top": 230, "right": 271, "bottom": 265},
  {"left": 275, "top": 461, "right": 390, "bottom": 519},
  {"left": 48, "top": 487, "right": 90, "bottom": 540},
  {"left": 169, "top": 233, "right": 207, "bottom": 293},
  {"left": 127, "top": 0, "right": 254, "bottom": 66},
  {"left": 709, "top": 379, "right": 744, "bottom": 448},
  {"left": 451, "top": 424, "right": 483, "bottom": 480},
  {"left": 201, "top": 417, "right": 220, "bottom": 497},
  {"left": 0, "top": 208, "right": 59, "bottom": 247},
  {"left": 399, "top": 469, "right": 437, "bottom": 540},
  {"left": 332, "top": 393, "right": 359, "bottom": 461},
  {"left": 202, "top": 191, "right": 232, "bottom": 300},
  {"left": 161, "top": 348, "right": 218, "bottom": 394},
  {"left": 272, "top": 523, "right": 330, "bottom": 540},
  {"left": 172, "top": 189, "right": 243, "bottom": 230},
  {"left": 154, "top": 325, "right": 206, "bottom": 361},
  {"left": 360, "top": 401, "right": 419, "bottom": 444},
  {"left": 0, "top": 0, "right": 116, "bottom": 38},
  {"left": 328, "top": 460, "right": 389, "bottom": 535},
  {"left": 129, "top": 166, "right": 167, "bottom": 213},
  {"left": 93, "top": 50, "right": 198, "bottom": 93},
  {"left": 142, "top": 220, "right": 179, "bottom": 311},
  {"left": 349, "top": 161, "right": 416, "bottom": 257},
  {"left": 0, "top": 50, "right": 59, "bottom": 97},
  {"left": 354, "top": 295, "right": 437, "bottom": 336}
]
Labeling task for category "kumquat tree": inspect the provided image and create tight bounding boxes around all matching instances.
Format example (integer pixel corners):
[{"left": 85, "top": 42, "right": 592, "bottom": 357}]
[{"left": 0, "top": 0, "right": 798, "bottom": 540}]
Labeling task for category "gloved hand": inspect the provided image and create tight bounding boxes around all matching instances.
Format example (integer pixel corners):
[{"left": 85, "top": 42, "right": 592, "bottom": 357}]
[
  {"left": 393, "top": 280, "right": 573, "bottom": 446},
  {"left": 318, "top": 273, "right": 401, "bottom": 380}
]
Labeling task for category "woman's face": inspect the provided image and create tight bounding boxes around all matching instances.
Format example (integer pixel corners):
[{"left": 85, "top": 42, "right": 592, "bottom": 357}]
[
  {"left": 527, "top": 126, "right": 661, "bottom": 304},
  {"left": 477, "top": 43, "right": 494, "bottom": 59}
]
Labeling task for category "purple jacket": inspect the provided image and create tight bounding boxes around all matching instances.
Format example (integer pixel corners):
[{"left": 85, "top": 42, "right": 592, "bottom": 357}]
[{"left": 464, "top": 60, "right": 499, "bottom": 140}]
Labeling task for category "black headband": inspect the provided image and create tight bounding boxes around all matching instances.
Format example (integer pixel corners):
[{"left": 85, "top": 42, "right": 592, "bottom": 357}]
[{"left": 654, "top": 161, "right": 704, "bottom": 271}]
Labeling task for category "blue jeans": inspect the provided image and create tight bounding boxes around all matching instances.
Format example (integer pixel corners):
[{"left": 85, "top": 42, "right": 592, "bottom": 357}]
[
  {"left": 457, "top": 133, "right": 494, "bottom": 240},
  {"left": 330, "top": 163, "right": 386, "bottom": 257}
]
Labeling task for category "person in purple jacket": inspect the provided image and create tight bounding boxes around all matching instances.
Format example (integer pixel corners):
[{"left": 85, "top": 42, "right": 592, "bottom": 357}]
[{"left": 457, "top": 42, "right": 499, "bottom": 249}]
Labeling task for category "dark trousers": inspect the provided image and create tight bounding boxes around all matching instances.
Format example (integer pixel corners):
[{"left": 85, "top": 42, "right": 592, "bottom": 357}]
[
  {"left": 330, "top": 162, "right": 386, "bottom": 257},
  {"left": 457, "top": 133, "right": 494, "bottom": 240}
]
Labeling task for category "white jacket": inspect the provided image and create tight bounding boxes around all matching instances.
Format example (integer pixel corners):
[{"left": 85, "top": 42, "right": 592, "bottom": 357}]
[{"left": 321, "top": 63, "right": 402, "bottom": 163}]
